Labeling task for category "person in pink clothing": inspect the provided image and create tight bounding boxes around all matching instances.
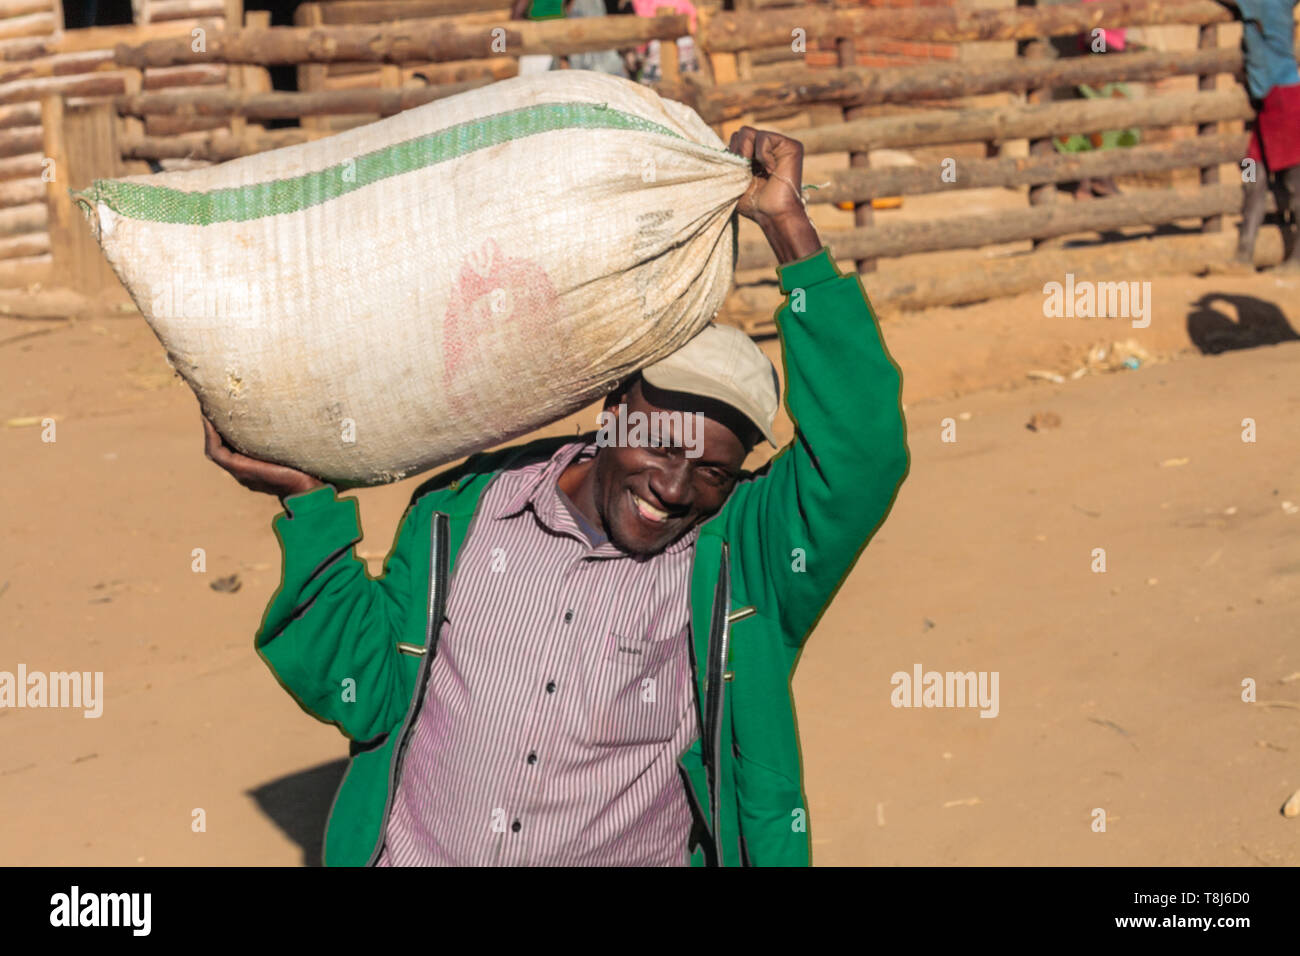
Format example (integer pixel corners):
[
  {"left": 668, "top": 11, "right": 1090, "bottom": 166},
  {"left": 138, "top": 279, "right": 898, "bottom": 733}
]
[
  {"left": 629, "top": 0, "right": 696, "bottom": 29},
  {"left": 1079, "top": 0, "right": 1126, "bottom": 53},
  {"left": 627, "top": 0, "right": 700, "bottom": 82}
]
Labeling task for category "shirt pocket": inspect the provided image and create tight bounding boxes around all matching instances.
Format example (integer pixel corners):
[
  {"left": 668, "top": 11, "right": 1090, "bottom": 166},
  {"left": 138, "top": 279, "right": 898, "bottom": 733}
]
[{"left": 583, "top": 629, "right": 690, "bottom": 747}]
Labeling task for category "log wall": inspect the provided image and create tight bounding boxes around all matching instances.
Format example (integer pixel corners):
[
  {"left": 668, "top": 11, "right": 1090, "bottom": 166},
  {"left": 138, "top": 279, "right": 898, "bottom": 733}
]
[
  {"left": 3, "top": 0, "right": 1274, "bottom": 309},
  {"left": 0, "top": 0, "right": 240, "bottom": 285}
]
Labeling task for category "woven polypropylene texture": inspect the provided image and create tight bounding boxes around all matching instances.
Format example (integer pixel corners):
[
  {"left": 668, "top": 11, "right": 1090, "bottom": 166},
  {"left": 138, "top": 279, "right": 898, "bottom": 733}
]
[{"left": 87, "top": 72, "right": 752, "bottom": 486}]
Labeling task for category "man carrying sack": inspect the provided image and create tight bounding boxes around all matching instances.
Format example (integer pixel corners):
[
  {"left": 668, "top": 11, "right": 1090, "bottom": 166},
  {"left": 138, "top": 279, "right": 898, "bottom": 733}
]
[{"left": 203, "top": 128, "right": 909, "bottom": 866}]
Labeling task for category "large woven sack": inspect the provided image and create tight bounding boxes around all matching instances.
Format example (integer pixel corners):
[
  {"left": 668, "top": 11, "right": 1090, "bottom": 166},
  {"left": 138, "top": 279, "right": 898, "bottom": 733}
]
[{"left": 79, "top": 72, "right": 752, "bottom": 485}]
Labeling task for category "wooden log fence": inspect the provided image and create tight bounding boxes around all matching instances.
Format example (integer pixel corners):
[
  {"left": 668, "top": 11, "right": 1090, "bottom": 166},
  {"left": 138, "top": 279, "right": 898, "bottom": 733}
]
[
  {"left": 112, "top": 14, "right": 692, "bottom": 68},
  {"left": 664, "top": 47, "right": 1242, "bottom": 123},
  {"left": 736, "top": 183, "right": 1248, "bottom": 269},
  {"left": 0, "top": 0, "right": 1270, "bottom": 301},
  {"left": 113, "top": 79, "right": 495, "bottom": 121},
  {"left": 795, "top": 87, "right": 1251, "bottom": 154},
  {"left": 811, "top": 134, "right": 1248, "bottom": 205},
  {"left": 696, "top": 0, "right": 1236, "bottom": 52}
]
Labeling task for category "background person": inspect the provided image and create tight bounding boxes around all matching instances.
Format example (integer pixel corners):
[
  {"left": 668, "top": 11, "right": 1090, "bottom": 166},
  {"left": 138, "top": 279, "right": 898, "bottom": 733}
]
[{"left": 1216, "top": 0, "right": 1300, "bottom": 272}]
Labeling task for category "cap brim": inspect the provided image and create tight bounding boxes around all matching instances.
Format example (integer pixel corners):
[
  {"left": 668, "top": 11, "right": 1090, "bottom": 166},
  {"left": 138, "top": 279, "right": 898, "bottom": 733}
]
[{"left": 640, "top": 366, "right": 779, "bottom": 449}]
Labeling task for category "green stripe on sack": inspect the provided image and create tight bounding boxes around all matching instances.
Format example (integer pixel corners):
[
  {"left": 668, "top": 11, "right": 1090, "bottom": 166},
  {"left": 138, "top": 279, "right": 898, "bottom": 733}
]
[{"left": 79, "top": 102, "right": 697, "bottom": 226}]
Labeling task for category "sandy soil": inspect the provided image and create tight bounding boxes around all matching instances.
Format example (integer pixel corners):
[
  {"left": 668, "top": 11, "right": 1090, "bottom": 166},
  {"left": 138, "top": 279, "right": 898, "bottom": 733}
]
[{"left": 2, "top": 245, "right": 1299, "bottom": 864}]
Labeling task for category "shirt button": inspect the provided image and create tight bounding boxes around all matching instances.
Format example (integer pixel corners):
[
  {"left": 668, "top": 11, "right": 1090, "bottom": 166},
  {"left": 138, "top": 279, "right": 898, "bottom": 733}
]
[
  {"left": 526, "top": 752, "right": 538, "bottom": 765},
  {"left": 563, "top": 609, "right": 574, "bottom": 624},
  {"left": 545, "top": 681, "right": 557, "bottom": 694},
  {"left": 511, "top": 820, "right": 522, "bottom": 833}
]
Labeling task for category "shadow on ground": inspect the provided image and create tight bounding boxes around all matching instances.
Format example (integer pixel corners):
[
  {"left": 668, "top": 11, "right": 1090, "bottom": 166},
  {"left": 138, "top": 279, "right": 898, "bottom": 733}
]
[
  {"left": 1187, "top": 293, "right": 1300, "bottom": 354},
  {"left": 247, "top": 758, "right": 348, "bottom": 867}
]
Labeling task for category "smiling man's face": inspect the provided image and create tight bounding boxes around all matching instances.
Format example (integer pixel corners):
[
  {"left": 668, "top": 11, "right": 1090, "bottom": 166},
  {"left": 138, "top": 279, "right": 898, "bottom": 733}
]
[{"left": 585, "top": 377, "right": 757, "bottom": 557}]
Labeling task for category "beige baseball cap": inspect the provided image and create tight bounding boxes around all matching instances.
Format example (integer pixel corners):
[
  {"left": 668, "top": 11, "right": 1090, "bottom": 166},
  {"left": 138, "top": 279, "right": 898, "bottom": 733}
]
[{"left": 641, "top": 323, "right": 780, "bottom": 448}]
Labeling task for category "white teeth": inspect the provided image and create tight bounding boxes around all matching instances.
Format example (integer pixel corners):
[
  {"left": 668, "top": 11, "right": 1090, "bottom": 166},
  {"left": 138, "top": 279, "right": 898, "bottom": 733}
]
[{"left": 632, "top": 493, "right": 668, "bottom": 522}]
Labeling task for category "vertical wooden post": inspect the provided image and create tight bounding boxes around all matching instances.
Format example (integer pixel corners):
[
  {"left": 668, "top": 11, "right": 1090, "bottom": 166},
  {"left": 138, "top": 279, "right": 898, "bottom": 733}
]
[
  {"left": 296, "top": 2, "right": 327, "bottom": 132},
  {"left": 707, "top": 1, "right": 752, "bottom": 143},
  {"left": 227, "top": 24, "right": 247, "bottom": 141},
  {"left": 41, "top": 96, "right": 121, "bottom": 294},
  {"left": 1198, "top": 24, "right": 1222, "bottom": 232},
  {"left": 1019, "top": 0, "right": 1054, "bottom": 251},
  {"left": 378, "top": 62, "right": 403, "bottom": 116},
  {"left": 224, "top": 0, "right": 248, "bottom": 143},
  {"left": 243, "top": 10, "right": 273, "bottom": 95},
  {"left": 838, "top": 36, "right": 874, "bottom": 275},
  {"left": 656, "top": 7, "right": 680, "bottom": 85}
]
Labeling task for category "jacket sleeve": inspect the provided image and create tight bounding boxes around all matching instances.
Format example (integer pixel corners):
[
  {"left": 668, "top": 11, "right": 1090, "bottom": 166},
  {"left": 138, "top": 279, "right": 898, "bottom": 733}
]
[
  {"left": 725, "top": 246, "right": 909, "bottom": 645},
  {"left": 254, "top": 485, "right": 422, "bottom": 741}
]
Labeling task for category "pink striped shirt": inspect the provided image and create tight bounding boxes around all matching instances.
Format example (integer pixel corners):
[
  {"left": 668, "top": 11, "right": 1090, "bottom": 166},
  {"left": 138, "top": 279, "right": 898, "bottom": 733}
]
[{"left": 376, "top": 440, "right": 700, "bottom": 866}]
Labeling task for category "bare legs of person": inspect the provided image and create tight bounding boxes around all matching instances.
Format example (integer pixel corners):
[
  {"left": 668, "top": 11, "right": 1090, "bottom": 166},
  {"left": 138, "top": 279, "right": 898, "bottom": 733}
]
[
  {"left": 1273, "top": 165, "right": 1300, "bottom": 273},
  {"left": 1230, "top": 164, "right": 1300, "bottom": 273},
  {"left": 1232, "top": 168, "right": 1271, "bottom": 270}
]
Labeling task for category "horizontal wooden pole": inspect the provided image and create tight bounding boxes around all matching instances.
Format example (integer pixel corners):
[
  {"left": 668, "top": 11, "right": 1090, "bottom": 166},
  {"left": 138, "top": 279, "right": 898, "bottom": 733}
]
[
  {"left": 0, "top": 51, "right": 117, "bottom": 86},
  {"left": 149, "top": 0, "right": 226, "bottom": 20},
  {"left": 311, "top": 0, "right": 513, "bottom": 24},
  {"left": 0, "top": 287, "right": 92, "bottom": 318},
  {"left": 143, "top": 114, "right": 230, "bottom": 136},
  {"left": 748, "top": 44, "right": 803, "bottom": 67},
  {"left": 0, "top": 230, "right": 48, "bottom": 259},
  {"left": 113, "top": 13, "right": 690, "bottom": 67},
  {"left": 0, "top": 0, "right": 58, "bottom": 17},
  {"left": 323, "top": 57, "right": 516, "bottom": 88},
  {"left": 700, "top": 0, "right": 1235, "bottom": 52},
  {"left": 317, "top": 6, "right": 510, "bottom": 27},
  {"left": 0, "top": 252, "right": 50, "bottom": 287},
  {"left": 0, "top": 19, "right": 217, "bottom": 61},
  {"left": 813, "top": 133, "right": 1249, "bottom": 203},
  {"left": 0, "top": 151, "right": 42, "bottom": 181},
  {"left": 798, "top": 87, "right": 1252, "bottom": 155},
  {"left": 0, "top": 101, "right": 41, "bottom": 129},
  {"left": 736, "top": 183, "right": 1244, "bottom": 267},
  {"left": 0, "top": 175, "right": 42, "bottom": 208},
  {"left": 0, "top": 11, "right": 55, "bottom": 42},
  {"left": 115, "top": 78, "right": 493, "bottom": 118},
  {"left": 0, "top": 200, "right": 48, "bottom": 236},
  {"left": 142, "top": 64, "right": 231, "bottom": 89},
  {"left": 0, "top": 72, "right": 131, "bottom": 107},
  {"left": 667, "top": 47, "right": 1241, "bottom": 122},
  {"left": 120, "top": 127, "right": 335, "bottom": 161},
  {"left": 0, "top": 123, "right": 41, "bottom": 157}
]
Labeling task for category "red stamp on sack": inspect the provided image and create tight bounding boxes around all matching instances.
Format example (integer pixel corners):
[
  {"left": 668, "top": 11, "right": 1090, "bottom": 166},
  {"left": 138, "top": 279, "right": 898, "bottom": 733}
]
[{"left": 442, "top": 239, "right": 561, "bottom": 417}]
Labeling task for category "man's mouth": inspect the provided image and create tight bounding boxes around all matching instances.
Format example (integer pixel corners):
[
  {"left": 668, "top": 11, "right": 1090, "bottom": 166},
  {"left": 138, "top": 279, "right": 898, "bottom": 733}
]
[{"left": 630, "top": 491, "right": 670, "bottom": 525}]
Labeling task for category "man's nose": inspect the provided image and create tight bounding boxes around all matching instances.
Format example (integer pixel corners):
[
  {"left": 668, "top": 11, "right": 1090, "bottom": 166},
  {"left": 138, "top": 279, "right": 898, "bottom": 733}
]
[{"left": 649, "top": 459, "right": 692, "bottom": 510}]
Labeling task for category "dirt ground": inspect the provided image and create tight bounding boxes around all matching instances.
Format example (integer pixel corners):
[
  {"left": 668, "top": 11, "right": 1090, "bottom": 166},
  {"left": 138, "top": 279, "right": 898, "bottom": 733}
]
[{"left": 3, "top": 228, "right": 1300, "bottom": 864}]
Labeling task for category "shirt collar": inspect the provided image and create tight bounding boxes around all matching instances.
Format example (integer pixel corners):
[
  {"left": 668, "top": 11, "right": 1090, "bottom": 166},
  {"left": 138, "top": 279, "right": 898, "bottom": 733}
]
[{"left": 493, "top": 439, "right": 595, "bottom": 522}]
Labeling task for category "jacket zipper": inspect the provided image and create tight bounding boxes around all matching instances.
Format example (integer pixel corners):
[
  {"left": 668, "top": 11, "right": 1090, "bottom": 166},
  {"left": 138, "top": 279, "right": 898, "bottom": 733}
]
[
  {"left": 364, "top": 509, "right": 450, "bottom": 866},
  {"left": 698, "top": 540, "right": 731, "bottom": 864}
]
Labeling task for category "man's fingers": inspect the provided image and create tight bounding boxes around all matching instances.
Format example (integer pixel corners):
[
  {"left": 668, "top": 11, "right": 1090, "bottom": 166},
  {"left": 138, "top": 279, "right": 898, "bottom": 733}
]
[
  {"left": 728, "top": 125, "right": 757, "bottom": 160},
  {"left": 202, "top": 415, "right": 225, "bottom": 462},
  {"left": 203, "top": 414, "right": 254, "bottom": 474}
]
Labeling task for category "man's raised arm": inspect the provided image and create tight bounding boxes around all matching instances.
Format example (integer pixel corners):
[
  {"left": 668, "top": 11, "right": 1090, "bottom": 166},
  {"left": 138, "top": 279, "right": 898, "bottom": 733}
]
[{"left": 723, "top": 128, "right": 910, "bottom": 644}]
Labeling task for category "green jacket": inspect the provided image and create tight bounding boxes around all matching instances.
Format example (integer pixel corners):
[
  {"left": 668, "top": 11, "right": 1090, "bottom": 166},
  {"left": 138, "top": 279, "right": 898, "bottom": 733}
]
[{"left": 254, "top": 247, "right": 908, "bottom": 866}]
